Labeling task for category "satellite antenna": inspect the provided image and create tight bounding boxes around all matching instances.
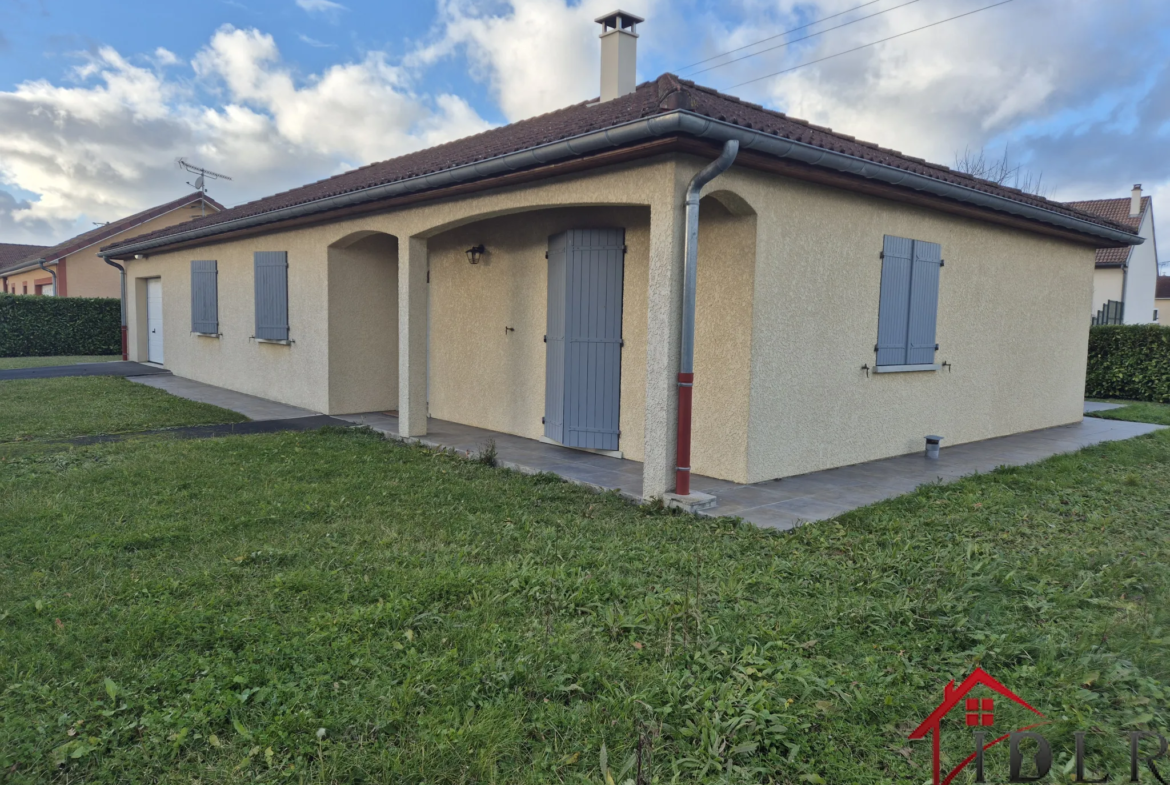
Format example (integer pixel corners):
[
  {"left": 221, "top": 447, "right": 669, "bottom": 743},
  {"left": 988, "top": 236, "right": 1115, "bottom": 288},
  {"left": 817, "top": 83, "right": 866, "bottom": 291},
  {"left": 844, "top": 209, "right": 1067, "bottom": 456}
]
[{"left": 176, "top": 158, "right": 232, "bottom": 216}]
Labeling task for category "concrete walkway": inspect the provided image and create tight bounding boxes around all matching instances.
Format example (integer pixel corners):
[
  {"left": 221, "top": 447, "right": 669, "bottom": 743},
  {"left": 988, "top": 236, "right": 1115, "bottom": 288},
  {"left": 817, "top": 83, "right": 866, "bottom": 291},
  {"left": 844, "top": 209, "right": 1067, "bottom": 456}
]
[
  {"left": 112, "top": 371, "right": 1166, "bottom": 532},
  {"left": 0, "top": 361, "right": 170, "bottom": 381},
  {"left": 340, "top": 410, "right": 1164, "bottom": 531},
  {"left": 1084, "top": 401, "right": 1125, "bottom": 413},
  {"left": 130, "top": 375, "right": 319, "bottom": 421}
]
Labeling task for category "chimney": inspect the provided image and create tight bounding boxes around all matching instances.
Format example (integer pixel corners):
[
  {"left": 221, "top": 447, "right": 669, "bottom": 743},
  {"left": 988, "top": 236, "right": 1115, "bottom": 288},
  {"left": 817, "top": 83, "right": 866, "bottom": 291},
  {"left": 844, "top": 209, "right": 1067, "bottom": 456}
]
[
  {"left": 595, "top": 10, "right": 643, "bottom": 102},
  {"left": 1131, "top": 184, "right": 1143, "bottom": 218}
]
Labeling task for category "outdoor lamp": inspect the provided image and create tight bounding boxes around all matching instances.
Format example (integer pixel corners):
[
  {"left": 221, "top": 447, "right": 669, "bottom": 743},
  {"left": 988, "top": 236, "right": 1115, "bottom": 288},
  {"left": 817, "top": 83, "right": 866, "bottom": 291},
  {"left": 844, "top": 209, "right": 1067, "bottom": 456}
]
[{"left": 465, "top": 244, "right": 485, "bottom": 265}]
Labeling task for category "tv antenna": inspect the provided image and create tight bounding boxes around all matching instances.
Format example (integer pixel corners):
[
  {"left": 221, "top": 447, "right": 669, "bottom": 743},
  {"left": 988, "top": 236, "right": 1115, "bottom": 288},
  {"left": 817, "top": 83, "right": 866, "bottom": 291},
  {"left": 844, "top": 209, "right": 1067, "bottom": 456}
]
[{"left": 176, "top": 158, "right": 232, "bottom": 216}]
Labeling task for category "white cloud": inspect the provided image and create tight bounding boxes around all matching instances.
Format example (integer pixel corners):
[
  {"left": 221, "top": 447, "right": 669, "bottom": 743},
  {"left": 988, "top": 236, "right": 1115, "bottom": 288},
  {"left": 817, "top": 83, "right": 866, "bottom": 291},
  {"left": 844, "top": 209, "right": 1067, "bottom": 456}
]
[
  {"left": 298, "top": 34, "right": 335, "bottom": 48},
  {"left": 296, "top": 0, "right": 346, "bottom": 13},
  {"left": 0, "top": 25, "right": 492, "bottom": 244},
  {"left": 413, "top": 0, "right": 662, "bottom": 122}
]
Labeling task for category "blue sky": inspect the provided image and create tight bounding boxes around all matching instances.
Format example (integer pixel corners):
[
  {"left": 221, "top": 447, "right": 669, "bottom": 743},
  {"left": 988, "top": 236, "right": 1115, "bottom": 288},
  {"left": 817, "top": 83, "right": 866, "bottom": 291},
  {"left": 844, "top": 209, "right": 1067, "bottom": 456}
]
[{"left": 1, "top": 0, "right": 1168, "bottom": 258}]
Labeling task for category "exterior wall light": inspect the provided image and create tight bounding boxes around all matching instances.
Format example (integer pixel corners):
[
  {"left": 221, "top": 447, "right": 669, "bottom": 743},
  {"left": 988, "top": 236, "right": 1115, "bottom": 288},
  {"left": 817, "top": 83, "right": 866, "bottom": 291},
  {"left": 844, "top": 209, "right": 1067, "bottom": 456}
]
[{"left": 465, "top": 244, "right": 486, "bottom": 265}]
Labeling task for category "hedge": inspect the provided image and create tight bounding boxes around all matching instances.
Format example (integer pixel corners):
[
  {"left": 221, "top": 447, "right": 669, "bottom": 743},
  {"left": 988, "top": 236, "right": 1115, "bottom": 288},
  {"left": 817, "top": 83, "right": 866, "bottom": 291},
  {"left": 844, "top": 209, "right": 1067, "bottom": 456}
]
[
  {"left": 1085, "top": 324, "right": 1170, "bottom": 402},
  {"left": 0, "top": 294, "right": 121, "bottom": 357}
]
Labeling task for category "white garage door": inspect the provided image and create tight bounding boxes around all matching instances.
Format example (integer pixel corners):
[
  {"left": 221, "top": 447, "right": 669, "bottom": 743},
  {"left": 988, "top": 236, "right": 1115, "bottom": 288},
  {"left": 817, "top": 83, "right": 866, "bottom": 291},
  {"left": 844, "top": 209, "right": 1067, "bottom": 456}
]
[{"left": 146, "top": 278, "right": 164, "bottom": 364}]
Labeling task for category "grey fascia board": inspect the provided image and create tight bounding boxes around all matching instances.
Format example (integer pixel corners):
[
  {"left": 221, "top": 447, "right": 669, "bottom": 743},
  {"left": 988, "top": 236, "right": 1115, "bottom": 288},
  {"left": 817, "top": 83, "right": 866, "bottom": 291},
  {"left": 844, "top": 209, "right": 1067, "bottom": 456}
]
[
  {"left": 1, "top": 257, "right": 49, "bottom": 276},
  {"left": 101, "top": 111, "right": 1141, "bottom": 258},
  {"left": 873, "top": 363, "right": 940, "bottom": 373}
]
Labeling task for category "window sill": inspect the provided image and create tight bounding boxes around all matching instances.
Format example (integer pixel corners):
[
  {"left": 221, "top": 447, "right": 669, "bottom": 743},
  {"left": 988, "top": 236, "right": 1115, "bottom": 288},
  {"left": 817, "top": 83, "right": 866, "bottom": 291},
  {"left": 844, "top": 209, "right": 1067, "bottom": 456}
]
[
  {"left": 254, "top": 337, "right": 293, "bottom": 346},
  {"left": 874, "top": 363, "right": 940, "bottom": 374},
  {"left": 192, "top": 331, "right": 221, "bottom": 339}
]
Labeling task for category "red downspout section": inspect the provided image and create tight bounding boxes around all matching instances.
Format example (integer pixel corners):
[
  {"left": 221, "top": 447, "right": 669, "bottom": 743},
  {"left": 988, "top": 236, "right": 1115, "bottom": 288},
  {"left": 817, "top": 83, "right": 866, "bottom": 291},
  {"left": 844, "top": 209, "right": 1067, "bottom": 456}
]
[{"left": 675, "top": 373, "right": 694, "bottom": 494}]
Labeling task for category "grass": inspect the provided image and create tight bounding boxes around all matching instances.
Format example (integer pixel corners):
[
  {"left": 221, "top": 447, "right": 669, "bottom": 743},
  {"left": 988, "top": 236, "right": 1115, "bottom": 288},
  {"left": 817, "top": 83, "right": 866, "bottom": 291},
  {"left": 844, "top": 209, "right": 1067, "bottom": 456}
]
[
  {"left": 0, "top": 376, "right": 247, "bottom": 442},
  {"left": 0, "top": 355, "right": 121, "bottom": 370},
  {"left": 1, "top": 419, "right": 1168, "bottom": 783},
  {"left": 1086, "top": 400, "right": 1170, "bottom": 426}
]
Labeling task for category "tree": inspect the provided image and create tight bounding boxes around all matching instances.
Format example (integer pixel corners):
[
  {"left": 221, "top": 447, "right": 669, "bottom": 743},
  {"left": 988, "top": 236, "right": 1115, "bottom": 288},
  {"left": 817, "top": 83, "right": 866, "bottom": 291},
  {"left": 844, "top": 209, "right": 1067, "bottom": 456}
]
[{"left": 953, "top": 145, "right": 1048, "bottom": 197}]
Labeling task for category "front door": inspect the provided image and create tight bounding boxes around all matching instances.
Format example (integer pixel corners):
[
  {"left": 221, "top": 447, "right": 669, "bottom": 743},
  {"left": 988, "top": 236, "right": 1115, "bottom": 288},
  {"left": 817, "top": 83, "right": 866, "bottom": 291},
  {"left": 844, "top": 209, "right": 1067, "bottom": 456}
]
[
  {"left": 544, "top": 228, "right": 625, "bottom": 451},
  {"left": 146, "top": 278, "right": 164, "bottom": 364}
]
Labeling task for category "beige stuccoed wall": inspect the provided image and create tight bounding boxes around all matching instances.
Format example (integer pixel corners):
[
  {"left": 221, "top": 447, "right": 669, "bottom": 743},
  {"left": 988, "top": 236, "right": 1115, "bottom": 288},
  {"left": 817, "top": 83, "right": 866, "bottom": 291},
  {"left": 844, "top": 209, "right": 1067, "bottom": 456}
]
[
  {"left": 327, "top": 233, "right": 399, "bottom": 414},
  {"left": 727, "top": 167, "right": 1096, "bottom": 483}
]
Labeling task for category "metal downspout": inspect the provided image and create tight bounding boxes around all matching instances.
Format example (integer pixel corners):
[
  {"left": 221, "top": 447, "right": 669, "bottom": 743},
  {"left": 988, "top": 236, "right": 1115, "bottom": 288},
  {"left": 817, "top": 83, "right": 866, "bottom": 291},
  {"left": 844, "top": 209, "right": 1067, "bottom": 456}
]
[
  {"left": 104, "top": 259, "right": 128, "bottom": 360},
  {"left": 37, "top": 259, "right": 57, "bottom": 295},
  {"left": 675, "top": 139, "right": 739, "bottom": 496}
]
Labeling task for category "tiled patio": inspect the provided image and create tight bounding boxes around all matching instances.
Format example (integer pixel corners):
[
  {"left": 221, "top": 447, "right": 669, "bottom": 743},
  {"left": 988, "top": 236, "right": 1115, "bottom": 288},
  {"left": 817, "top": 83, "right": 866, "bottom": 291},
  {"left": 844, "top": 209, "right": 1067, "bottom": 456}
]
[
  {"left": 337, "top": 409, "right": 1164, "bottom": 531},
  {"left": 121, "top": 372, "right": 1164, "bottom": 532}
]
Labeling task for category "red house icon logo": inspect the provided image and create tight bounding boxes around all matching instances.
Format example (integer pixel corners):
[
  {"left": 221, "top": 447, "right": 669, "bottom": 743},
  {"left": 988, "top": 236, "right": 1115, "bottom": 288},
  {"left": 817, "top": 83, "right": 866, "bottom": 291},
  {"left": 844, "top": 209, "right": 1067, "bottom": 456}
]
[{"left": 908, "top": 667, "right": 1046, "bottom": 785}]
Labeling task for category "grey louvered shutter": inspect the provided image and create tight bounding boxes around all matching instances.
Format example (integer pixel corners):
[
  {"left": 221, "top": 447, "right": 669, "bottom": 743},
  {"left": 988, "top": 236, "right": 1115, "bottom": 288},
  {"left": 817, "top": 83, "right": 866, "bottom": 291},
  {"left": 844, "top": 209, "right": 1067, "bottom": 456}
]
[
  {"left": 544, "top": 232, "right": 568, "bottom": 444},
  {"left": 876, "top": 235, "right": 914, "bottom": 366},
  {"left": 254, "top": 251, "right": 289, "bottom": 341},
  {"left": 562, "top": 228, "right": 625, "bottom": 451},
  {"left": 906, "top": 240, "right": 942, "bottom": 365},
  {"left": 191, "top": 260, "right": 218, "bottom": 334}
]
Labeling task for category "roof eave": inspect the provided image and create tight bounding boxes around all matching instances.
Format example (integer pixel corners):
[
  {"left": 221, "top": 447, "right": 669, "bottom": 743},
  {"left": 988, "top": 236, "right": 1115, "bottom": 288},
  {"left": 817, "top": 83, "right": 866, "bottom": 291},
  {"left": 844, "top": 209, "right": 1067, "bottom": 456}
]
[
  {"left": 0, "top": 257, "right": 49, "bottom": 276},
  {"left": 102, "top": 111, "right": 1141, "bottom": 259}
]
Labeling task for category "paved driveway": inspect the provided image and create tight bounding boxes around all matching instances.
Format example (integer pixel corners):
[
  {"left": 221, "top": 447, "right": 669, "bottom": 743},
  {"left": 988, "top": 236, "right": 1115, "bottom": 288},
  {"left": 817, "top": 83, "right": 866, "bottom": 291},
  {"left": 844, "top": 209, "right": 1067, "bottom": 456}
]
[{"left": 0, "top": 361, "right": 170, "bottom": 381}]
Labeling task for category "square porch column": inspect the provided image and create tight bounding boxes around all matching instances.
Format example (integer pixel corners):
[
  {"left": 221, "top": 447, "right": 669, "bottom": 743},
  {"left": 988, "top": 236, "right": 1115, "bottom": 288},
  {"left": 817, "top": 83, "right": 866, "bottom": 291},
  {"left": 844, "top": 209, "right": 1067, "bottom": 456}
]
[
  {"left": 642, "top": 175, "right": 688, "bottom": 499},
  {"left": 398, "top": 236, "right": 428, "bottom": 437}
]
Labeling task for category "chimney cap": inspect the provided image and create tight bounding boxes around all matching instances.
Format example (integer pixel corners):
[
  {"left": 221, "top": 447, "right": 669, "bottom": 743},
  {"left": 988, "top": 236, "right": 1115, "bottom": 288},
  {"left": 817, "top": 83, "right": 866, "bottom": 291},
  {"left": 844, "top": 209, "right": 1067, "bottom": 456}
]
[
  {"left": 1134, "top": 184, "right": 1143, "bottom": 191},
  {"left": 595, "top": 10, "right": 644, "bottom": 32}
]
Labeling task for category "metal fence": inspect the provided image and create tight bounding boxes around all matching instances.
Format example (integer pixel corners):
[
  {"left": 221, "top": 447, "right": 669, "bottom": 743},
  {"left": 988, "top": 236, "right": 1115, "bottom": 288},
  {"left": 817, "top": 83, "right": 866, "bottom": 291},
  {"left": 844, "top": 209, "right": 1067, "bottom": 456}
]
[{"left": 1092, "top": 299, "right": 1125, "bottom": 326}]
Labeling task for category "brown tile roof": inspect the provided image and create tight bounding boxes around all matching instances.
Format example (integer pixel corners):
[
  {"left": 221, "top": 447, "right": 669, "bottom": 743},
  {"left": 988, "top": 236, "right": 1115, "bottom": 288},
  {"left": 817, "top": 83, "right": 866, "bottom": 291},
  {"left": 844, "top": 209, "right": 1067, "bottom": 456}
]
[
  {"left": 1063, "top": 196, "right": 1150, "bottom": 266},
  {"left": 104, "top": 73, "right": 1137, "bottom": 254},
  {"left": 1, "top": 193, "right": 223, "bottom": 274},
  {"left": 0, "top": 243, "right": 49, "bottom": 270},
  {"left": 1157, "top": 275, "right": 1170, "bottom": 300}
]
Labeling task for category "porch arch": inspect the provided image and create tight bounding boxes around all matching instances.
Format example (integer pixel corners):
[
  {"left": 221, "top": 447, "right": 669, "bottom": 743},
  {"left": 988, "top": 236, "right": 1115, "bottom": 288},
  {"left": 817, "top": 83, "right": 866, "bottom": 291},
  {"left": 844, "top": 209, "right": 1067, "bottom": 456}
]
[{"left": 325, "top": 230, "right": 399, "bottom": 414}]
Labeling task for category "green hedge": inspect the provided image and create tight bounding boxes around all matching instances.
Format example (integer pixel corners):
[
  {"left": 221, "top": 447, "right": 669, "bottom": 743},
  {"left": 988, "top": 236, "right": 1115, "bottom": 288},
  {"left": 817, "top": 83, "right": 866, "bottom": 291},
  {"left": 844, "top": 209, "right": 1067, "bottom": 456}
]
[
  {"left": 0, "top": 295, "right": 121, "bottom": 357},
  {"left": 1086, "top": 324, "right": 1170, "bottom": 402}
]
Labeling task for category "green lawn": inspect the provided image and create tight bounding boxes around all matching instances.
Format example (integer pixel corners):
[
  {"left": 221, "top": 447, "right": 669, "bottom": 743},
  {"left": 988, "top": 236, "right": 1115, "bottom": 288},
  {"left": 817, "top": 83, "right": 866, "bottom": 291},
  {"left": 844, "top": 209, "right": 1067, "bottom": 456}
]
[
  {"left": 1087, "top": 400, "right": 1170, "bottom": 426},
  {"left": 2, "top": 420, "right": 1167, "bottom": 782},
  {"left": 0, "top": 355, "right": 121, "bottom": 370},
  {"left": 0, "top": 376, "right": 247, "bottom": 442}
]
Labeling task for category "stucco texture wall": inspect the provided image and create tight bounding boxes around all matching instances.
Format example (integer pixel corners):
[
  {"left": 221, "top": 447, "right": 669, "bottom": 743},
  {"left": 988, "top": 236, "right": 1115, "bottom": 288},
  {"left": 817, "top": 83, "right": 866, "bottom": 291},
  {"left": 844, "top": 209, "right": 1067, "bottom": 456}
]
[
  {"left": 1122, "top": 209, "right": 1159, "bottom": 324},
  {"left": 328, "top": 233, "right": 399, "bottom": 414},
  {"left": 730, "top": 167, "right": 1096, "bottom": 483}
]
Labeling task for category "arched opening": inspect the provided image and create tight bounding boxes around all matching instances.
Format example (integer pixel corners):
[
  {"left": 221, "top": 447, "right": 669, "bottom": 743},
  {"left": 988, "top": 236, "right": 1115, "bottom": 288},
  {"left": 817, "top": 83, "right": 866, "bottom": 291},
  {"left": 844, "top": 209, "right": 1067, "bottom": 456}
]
[
  {"left": 423, "top": 204, "right": 652, "bottom": 458},
  {"left": 326, "top": 231, "right": 399, "bottom": 414}
]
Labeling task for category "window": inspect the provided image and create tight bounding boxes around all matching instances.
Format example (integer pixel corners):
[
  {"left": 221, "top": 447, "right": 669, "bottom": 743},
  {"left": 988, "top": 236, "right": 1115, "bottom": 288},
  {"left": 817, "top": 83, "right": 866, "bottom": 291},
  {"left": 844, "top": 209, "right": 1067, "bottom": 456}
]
[
  {"left": 875, "top": 235, "right": 942, "bottom": 369},
  {"left": 191, "top": 260, "right": 218, "bottom": 335},
  {"left": 1155, "top": 309, "right": 1160, "bottom": 323},
  {"left": 965, "top": 697, "right": 994, "bottom": 726},
  {"left": 254, "top": 251, "right": 289, "bottom": 342}
]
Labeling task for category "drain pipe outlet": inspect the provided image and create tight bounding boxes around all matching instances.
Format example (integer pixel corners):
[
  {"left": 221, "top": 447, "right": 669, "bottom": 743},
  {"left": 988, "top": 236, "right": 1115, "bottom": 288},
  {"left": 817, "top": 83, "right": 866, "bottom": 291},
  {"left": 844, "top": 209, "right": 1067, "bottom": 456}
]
[
  {"left": 925, "top": 435, "right": 943, "bottom": 460},
  {"left": 104, "top": 258, "right": 128, "bottom": 360},
  {"left": 37, "top": 259, "right": 57, "bottom": 296},
  {"left": 676, "top": 139, "right": 739, "bottom": 496}
]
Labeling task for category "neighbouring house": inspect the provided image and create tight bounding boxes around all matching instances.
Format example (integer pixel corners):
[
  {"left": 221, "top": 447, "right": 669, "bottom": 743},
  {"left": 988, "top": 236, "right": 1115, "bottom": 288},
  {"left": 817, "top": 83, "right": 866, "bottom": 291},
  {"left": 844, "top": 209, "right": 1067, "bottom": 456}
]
[
  {"left": 0, "top": 244, "right": 49, "bottom": 292},
  {"left": 1157, "top": 275, "right": 1170, "bottom": 322},
  {"left": 1, "top": 193, "right": 223, "bottom": 298},
  {"left": 1066, "top": 187, "right": 1159, "bottom": 325},
  {"left": 101, "top": 12, "right": 1141, "bottom": 504}
]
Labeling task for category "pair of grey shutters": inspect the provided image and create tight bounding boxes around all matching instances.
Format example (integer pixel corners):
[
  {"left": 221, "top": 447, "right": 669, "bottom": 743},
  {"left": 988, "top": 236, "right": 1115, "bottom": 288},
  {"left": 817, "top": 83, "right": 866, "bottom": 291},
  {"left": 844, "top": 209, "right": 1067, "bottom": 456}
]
[
  {"left": 876, "top": 235, "right": 942, "bottom": 366},
  {"left": 544, "top": 229, "right": 625, "bottom": 451},
  {"left": 191, "top": 260, "right": 218, "bottom": 335},
  {"left": 254, "top": 251, "right": 289, "bottom": 341}
]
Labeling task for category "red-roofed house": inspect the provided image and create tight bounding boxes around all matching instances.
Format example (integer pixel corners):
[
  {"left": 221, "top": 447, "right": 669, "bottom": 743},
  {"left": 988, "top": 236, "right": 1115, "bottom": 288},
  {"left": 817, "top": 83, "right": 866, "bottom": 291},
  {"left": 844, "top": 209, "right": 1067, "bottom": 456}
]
[
  {"left": 1065, "top": 186, "right": 1160, "bottom": 324},
  {"left": 1, "top": 193, "right": 222, "bottom": 298},
  {"left": 99, "top": 13, "right": 1141, "bottom": 502}
]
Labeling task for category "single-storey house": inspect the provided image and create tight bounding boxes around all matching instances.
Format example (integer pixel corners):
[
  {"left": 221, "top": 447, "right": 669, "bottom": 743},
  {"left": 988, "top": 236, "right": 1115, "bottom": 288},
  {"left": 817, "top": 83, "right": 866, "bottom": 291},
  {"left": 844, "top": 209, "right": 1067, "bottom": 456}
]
[
  {"left": 1066, "top": 187, "right": 1159, "bottom": 324},
  {"left": 1, "top": 193, "right": 222, "bottom": 298},
  {"left": 101, "top": 12, "right": 1141, "bottom": 503}
]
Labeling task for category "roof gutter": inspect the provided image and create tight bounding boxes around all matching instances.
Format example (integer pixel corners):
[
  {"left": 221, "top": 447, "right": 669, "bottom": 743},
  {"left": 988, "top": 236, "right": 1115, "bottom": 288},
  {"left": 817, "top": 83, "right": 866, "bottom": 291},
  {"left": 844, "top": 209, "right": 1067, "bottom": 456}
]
[{"left": 101, "top": 111, "right": 1142, "bottom": 259}]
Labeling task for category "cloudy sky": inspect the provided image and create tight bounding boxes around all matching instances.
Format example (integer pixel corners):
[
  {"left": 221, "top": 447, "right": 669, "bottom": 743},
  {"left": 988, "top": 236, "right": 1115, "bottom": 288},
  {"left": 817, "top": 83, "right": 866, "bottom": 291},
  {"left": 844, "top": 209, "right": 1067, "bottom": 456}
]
[{"left": 1, "top": 0, "right": 1168, "bottom": 259}]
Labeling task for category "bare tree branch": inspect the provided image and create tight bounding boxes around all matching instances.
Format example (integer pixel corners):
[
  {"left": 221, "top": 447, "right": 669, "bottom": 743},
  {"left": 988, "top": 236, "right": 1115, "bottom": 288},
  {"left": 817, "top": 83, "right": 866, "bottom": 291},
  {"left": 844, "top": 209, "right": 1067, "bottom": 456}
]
[{"left": 953, "top": 145, "right": 1049, "bottom": 197}]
